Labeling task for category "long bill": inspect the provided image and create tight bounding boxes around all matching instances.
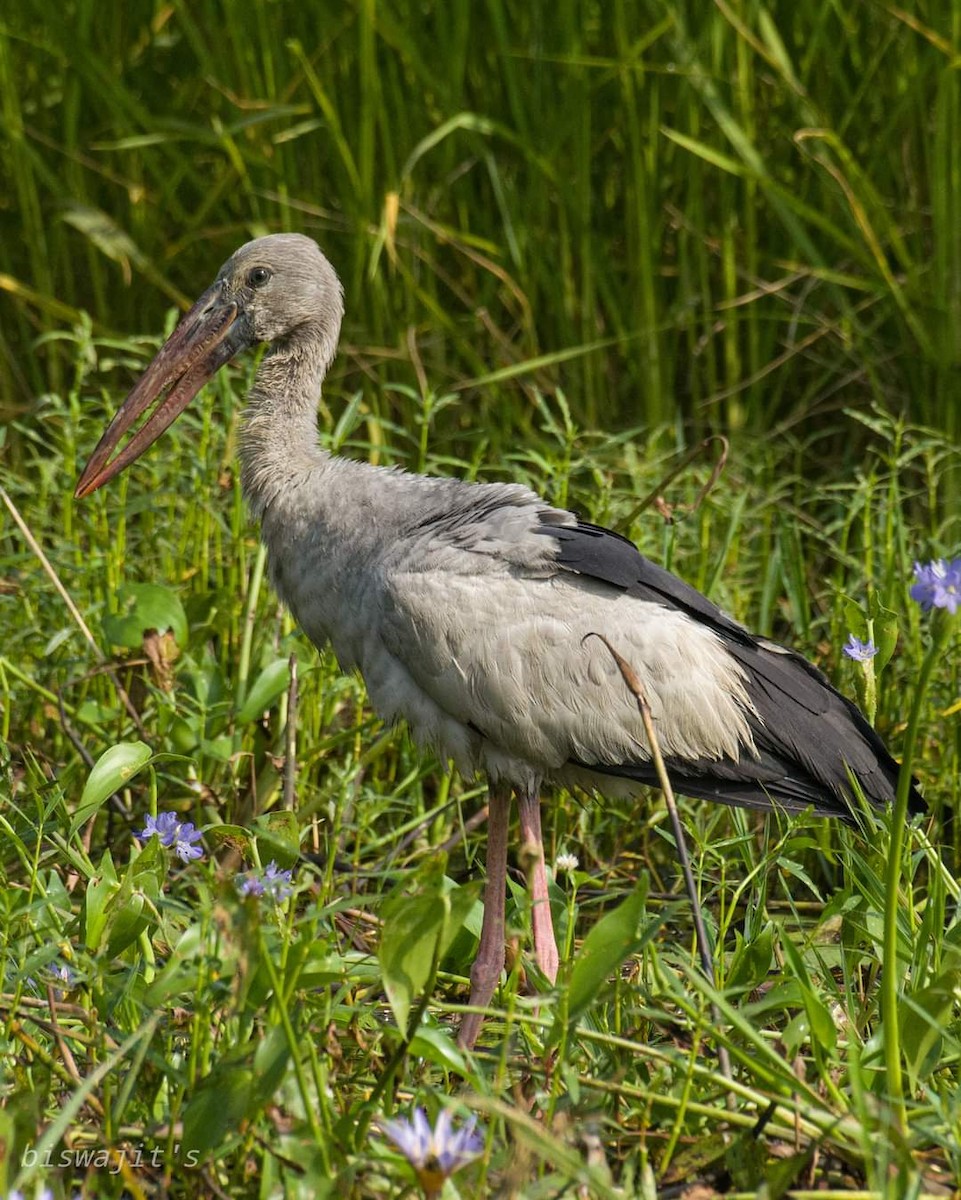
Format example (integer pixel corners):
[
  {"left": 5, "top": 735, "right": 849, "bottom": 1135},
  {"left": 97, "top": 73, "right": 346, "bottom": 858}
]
[{"left": 75, "top": 284, "right": 250, "bottom": 499}]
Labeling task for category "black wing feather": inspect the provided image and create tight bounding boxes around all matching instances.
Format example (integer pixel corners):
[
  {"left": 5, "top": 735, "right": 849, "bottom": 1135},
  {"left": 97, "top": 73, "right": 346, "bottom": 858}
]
[{"left": 538, "top": 518, "right": 923, "bottom": 819}]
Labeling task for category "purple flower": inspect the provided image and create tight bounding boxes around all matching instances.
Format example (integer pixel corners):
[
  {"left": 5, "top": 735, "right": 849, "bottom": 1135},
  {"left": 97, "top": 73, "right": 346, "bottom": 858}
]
[
  {"left": 911, "top": 558, "right": 961, "bottom": 614},
  {"left": 381, "top": 1107, "right": 482, "bottom": 1194},
  {"left": 262, "top": 861, "right": 294, "bottom": 901},
  {"left": 172, "top": 822, "right": 204, "bottom": 863},
  {"left": 843, "top": 634, "right": 878, "bottom": 662},
  {"left": 139, "top": 811, "right": 181, "bottom": 846},
  {"left": 140, "top": 811, "right": 204, "bottom": 863},
  {"left": 237, "top": 873, "right": 266, "bottom": 898},
  {"left": 236, "top": 861, "right": 294, "bottom": 903}
]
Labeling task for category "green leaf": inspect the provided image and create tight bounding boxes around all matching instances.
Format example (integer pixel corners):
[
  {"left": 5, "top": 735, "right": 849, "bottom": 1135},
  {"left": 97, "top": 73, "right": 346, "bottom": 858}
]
[
  {"left": 901, "top": 971, "right": 961, "bottom": 1089},
  {"left": 251, "top": 1026, "right": 291, "bottom": 1106},
  {"left": 379, "top": 876, "right": 475, "bottom": 1031},
  {"left": 104, "top": 889, "right": 152, "bottom": 957},
  {"left": 102, "top": 839, "right": 165, "bottom": 956},
  {"left": 182, "top": 1067, "right": 256, "bottom": 1157},
  {"left": 553, "top": 876, "right": 655, "bottom": 1040},
  {"left": 779, "top": 934, "right": 837, "bottom": 1055},
  {"left": 661, "top": 126, "right": 746, "bottom": 176},
  {"left": 72, "top": 742, "right": 152, "bottom": 836},
  {"left": 872, "top": 602, "right": 899, "bottom": 673},
  {"left": 253, "top": 810, "right": 301, "bottom": 868},
  {"left": 725, "top": 1126, "right": 767, "bottom": 1190},
  {"left": 235, "top": 658, "right": 291, "bottom": 724},
  {"left": 144, "top": 925, "right": 205, "bottom": 1006},
  {"left": 408, "top": 1023, "right": 470, "bottom": 1075},
  {"left": 662, "top": 1132, "right": 728, "bottom": 1179},
  {"left": 203, "top": 823, "right": 254, "bottom": 855},
  {"left": 102, "top": 582, "right": 188, "bottom": 649},
  {"left": 83, "top": 850, "right": 119, "bottom": 952},
  {"left": 763, "top": 1147, "right": 816, "bottom": 1199},
  {"left": 726, "top": 924, "right": 775, "bottom": 993}
]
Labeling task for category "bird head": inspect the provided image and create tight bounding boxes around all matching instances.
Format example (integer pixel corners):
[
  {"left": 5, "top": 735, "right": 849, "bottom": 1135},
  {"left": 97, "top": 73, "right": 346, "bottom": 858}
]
[{"left": 74, "top": 233, "right": 343, "bottom": 498}]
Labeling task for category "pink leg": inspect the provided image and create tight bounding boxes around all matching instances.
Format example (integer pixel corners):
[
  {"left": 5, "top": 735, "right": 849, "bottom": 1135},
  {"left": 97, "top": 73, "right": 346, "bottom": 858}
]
[
  {"left": 458, "top": 785, "right": 511, "bottom": 1049},
  {"left": 517, "top": 788, "right": 559, "bottom": 983}
]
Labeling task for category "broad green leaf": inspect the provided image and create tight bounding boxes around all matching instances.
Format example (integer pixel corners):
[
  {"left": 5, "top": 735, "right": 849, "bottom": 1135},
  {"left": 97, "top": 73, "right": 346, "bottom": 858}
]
[
  {"left": 182, "top": 1067, "right": 256, "bottom": 1157},
  {"left": 130, "top": 831, "right": 167, "bottom": 883},
  {"left": 901, "top": 971, "right": 961, "bottom": 1089},
  {"left": 72, "top": 742, "right": 152, "bottom": 837},
  {"left": 236, "top": 658, "right": 291, "bottom": 724},
  {"left": 102, "top": 840, "right": 164, "bottom": 956},
  {"left": 144, "top": 925, "right": 205, "bottom": 1006},
  {"left": 251, "top": 1026, "right": 291, "bottom": 1106},
  {"left": 660, "top": 1132, "right": 728, "bottom": 1181},
  {"left": 840, "top": 593, "right": 868, "bottom": 641},
  {"left": 726, "top": 924, "right": 775, "bottom": 993},
  {"left": 202, "top": 823, "right": 254, "bottom": 854},
  {"left": 553, "top": 876, "right": 655, "bottom": 1040},
  {"left": 83, "top": 851, "right": 119, "bottom": 951},
  {"left": 379, "top": 877, "right": 474, "bottom": 1031},
  {"left": 872, "top": 603, "right": 899, "bottom": 672},
  {"left": 104, "top": 889, "right": 152, "bottom": 957},
  {"left": 254, "top": 810, "right": 300, "bottom": 868},
  {"left": 201, "top": 735, "right": 234, "bottom": 761},
  {"left": 763, "top": 1147, "right": 816, "bottom": 1200},
  {"left": 102, "top": 582, "right": 188, "bottom": 649},
  {"left": 725, "top": 1126, "right": 767, "bottom": 1190},
  {"left": 409, "top": 1024, "right": 470, "bottom": 1076},
  {"left": 841, "top": 591, "right": 899, "bottom": 674}
]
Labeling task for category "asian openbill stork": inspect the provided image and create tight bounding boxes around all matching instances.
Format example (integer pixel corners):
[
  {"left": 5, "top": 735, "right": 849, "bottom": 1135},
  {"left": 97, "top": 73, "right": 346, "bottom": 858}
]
[{"left": 76, "top": 234, "right": 922, "bottom": 1049}]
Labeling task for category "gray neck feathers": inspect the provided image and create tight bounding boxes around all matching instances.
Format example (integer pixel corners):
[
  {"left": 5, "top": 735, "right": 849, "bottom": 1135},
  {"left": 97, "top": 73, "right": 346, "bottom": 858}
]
[{"left": 239, "top": 320, "right": 340, "bottom": 517}]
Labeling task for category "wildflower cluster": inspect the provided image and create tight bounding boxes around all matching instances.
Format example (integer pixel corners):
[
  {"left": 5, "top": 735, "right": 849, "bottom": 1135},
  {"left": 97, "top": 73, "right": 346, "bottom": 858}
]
[
  {"left": 381, "top": 1107, "right": 482, "bottom": 1197},
  {"left": 139, "top": 811, "right": 204, "bottom": 863},
  {"left": 236, "top": 861, "right": 294, "bottom": 902},
  {"left": 911, "top": 558, "right": 961, "bottom": 614}
]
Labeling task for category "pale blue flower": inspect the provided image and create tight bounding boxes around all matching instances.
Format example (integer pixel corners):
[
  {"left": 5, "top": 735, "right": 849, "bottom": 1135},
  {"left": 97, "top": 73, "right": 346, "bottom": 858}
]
[
  {"left": 262, "top": 861, "right": 294, "bottom": 901},
  {"left": 911, "top": 558, "right": 961, "bottom": 614},
  {"left": 236, "top": 873, "right": 266, "bottom": 898},
  {"left": 381, "top": 1106, "right": 482, "bottom": 1193},
  {"left": 843, "top": 634, "right": 878, "bottom": 662},
  {"left": 172, "top": 822, "right": 203, "bottom": 863},
  {"left": 236, "top": 861, "right": 294, "bottom": 903}
]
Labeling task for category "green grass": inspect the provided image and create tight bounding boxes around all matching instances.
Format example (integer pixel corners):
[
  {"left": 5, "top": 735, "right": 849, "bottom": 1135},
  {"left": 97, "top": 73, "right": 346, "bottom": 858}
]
[
  {"left": 1, "top": 3, "right": 961, "bottom": 1196},
  {"left": 0, "top": 347, "right": 958, "bottom": 1196}
]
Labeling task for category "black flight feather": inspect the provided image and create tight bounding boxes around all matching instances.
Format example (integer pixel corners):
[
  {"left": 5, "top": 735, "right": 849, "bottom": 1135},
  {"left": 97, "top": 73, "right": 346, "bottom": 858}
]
[{"left": 538, "top": 518, "right": 924, "bottom": 820}]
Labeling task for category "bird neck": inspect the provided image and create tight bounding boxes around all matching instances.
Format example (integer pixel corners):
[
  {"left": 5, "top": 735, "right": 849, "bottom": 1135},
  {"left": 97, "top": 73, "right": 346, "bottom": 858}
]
[{"left": 238, "top": 322, "right": 339, "bottom": 518}]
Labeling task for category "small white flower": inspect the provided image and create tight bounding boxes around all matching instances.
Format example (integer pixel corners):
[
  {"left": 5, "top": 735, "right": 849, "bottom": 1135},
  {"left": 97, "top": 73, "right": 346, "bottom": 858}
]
[{"left": 554, "top": 852, "right": 579, "bottom": 875}]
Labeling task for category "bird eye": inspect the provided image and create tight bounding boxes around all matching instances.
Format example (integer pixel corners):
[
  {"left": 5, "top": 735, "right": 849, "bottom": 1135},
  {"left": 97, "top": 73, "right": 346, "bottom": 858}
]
[{"left": 247, "top": 266, "right": 271, "bottom": 288}]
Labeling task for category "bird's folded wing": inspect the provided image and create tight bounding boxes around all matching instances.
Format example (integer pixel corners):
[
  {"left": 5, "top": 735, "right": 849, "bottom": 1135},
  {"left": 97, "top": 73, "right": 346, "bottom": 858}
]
[
  {"left": 539, "top": 518, "right": 920, "bottom": 814},
  {"left": 376, "top": 544, "right": 762, "bottom": 777}
]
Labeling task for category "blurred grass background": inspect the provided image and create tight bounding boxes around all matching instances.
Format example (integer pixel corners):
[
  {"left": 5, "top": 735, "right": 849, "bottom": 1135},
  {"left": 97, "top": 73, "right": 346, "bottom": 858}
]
[{"left": 2, "top": 1, "right": 960, "bottom": 461}]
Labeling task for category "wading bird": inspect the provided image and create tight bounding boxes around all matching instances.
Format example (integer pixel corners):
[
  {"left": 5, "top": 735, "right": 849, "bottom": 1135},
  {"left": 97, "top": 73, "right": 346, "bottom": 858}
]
[{"left": 76, "top": 234, "right": 921, "bottom": 1049}]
